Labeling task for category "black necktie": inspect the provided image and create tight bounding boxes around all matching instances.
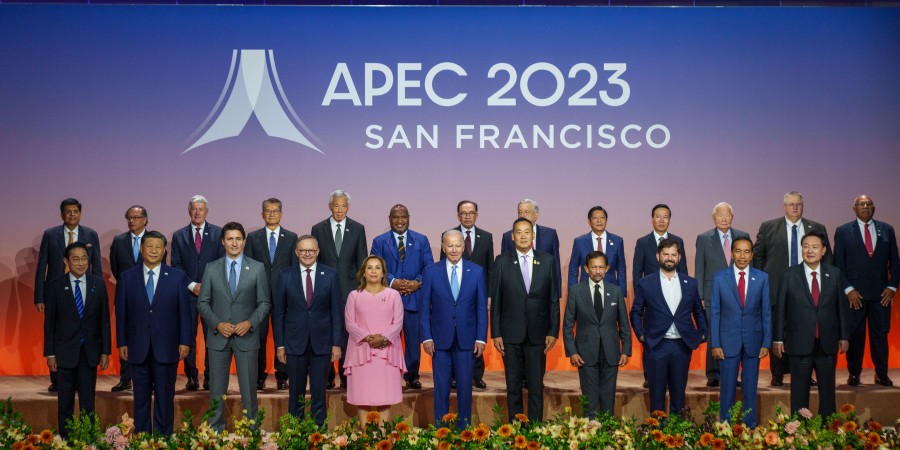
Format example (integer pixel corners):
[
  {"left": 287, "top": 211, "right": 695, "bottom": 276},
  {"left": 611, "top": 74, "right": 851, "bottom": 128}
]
[{"left": 593, "top": 283, "right": 603, "bottom": 319}]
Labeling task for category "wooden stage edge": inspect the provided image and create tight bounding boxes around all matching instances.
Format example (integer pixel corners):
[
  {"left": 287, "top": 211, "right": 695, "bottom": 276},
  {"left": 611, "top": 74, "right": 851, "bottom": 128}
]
[{"left": 3, "top": 369, "right": 899, "bottom": 431}]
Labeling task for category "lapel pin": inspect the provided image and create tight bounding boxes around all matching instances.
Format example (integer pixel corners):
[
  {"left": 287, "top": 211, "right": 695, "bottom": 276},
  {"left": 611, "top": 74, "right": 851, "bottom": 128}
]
[
  {"left": 476, "top": 234, "right": 481, "bottom": 238},
  {"left": 245, "top": 266, "right": 250, "bottom": 271},
  {"left": 513, "top": 260, "right": 518, "bottom": 265},
  {"left": 610, "top": 241, "right": 614, "bottom": 246},
  {"left": 825, "top": 273, "right": 830, "bottom": 278},
  {"left": 65, "top": 287, "right": 69, "bottom": 291},
  {"left": 683, "top": 280, "right": 688, "bottom": 284},
  {"left": 280, "top": 233, "right": 285, "bottom": 237},
  {"left": 320, "top": 271, "right": 325, "bottom": 275},
  {"left": 466, "top": 268, "right": 470, "bottom": 272},
  {"left": 164, "top": 272, "right": 169, "bottom": 276},
  {"left": 534, "top": 259, "right": 540, "bottom": 265}
]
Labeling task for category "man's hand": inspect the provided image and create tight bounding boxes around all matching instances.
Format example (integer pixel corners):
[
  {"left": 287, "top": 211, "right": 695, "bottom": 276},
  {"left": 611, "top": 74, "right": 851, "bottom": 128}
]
[
  {"left": 711, "top": 348, "right": 724, "bottom": 360},
  {"left": 839, "top": 340, "right": 849, "bottom": 354},
  {"left": 47, "top": 356, "right": 57, "bottom": 372},
  {"left": 492, "top": 337, "right": 505, "bottom": 356},
  {"left": 848, "top": 290, "right": 863, "bottom": 310},
  {"left": 569, "top": 354, "right": 584, "bottom": 368},
  {"left": 544, "top": 336, "right": 557, "bottom": 354},
  {"left": 618, "top": 354, "right": 629, "bottom": 367},
  {"left": 100, "top": 354, "right": 109, "bottom": 371},
  {"left": 276, "top": 348, "right": 287, "bottom": 365},
  {"left": 118, "top": 346, "right": 128, "bottom": 362},
  {"left": 331, "top": 346, "right": 342, "bottom": 362},
  {"left": 178, "top": 345, "right": 189, "bottom": 360},
  {"left": 192, "top": 283, "right": 202, "bottom": 296},
  {"left": 772, "top": 342, "right": 784, "bottom": 359},
  {"left": 881, "top": 288, "right": 895, "bottom": 307},
  {"left": 474, "top": 342, "right": 486, "bottom": 358},
  {"left": 35, "top": 303, "right": 45, "bottom": 313},
  {"left": 406, "top": 281, "right": 421, "bottom": 294},
  {"left": 423, "top": 341, "right": 435, "bottom": 356},
  {"left": 758, "top": 347, "right": 769, "bottom": 359},
  {"left": 216, "top": 322, "right": 235, "bottom": 338},
  {"left": 233, "top": 321, "right": 252, "bottom": 336}
]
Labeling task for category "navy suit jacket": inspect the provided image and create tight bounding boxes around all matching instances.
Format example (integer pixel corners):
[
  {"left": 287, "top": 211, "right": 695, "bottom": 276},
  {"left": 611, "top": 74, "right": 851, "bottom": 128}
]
[
  {"left": 568, "top": 231, "right": 627, "bottom": 295},
  {"left": 630, "top": 272, "right": 707, "bottom": 352},
  {"left": 244, "top": 226, "right": 299, "bottom": 297},
  {"left": 272, "top": 264, "right": 343, "bottom": 356},
  {"left": 502, "top": 224, "right": 561, "bottom": 295},
  {"left": 774, "top": 263, "right": 850, "bottom": 356},
  {"left": 34, "top": 224, "right": 102, "bottom": 304},
  {"left": 419, "top": 259, "right": 488, "bottom": 351},
  {"left": 43, "top": 274, "right": 111, "bottom": 369},
  {"left": 170, "top": 223, "right": 225, "bottom": 288},
  {"left": 371, "top": 229, "right": 434, "bottom": 312},
  {"left": 109, "top": 231, "right": 169, "bottom": 281},
  {"left": 632, "top": 232, "right": 688, "bottom": 294},
  {"left": 834, "top": 219, "right": 900, "bottom": 300},
  {"left": 115, "top": 264, "right": 193, "bottom": 364},
  {"left": 441, "top": 225, "right": 494, "bottom": 289},
  {"left": 709, "top": 267, "right": 772, "bottom": 358},
  {"left": 311, "top": 217, "right": 368, "bottom": 300}
]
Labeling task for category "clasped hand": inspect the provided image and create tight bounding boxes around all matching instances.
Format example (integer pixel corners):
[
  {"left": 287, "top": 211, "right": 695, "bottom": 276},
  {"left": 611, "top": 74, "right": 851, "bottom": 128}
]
[{"left": 366, "top": 334, "right": 389, "bottom": 349}]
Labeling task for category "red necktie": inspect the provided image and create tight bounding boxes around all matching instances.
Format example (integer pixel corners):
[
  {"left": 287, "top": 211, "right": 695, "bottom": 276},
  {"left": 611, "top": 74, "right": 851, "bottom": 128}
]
[
  {"left": 864, "top": 223, "right": 874, "bottom": 257},
  {"left": 194, "top": 227, "right": 202, "bottom": 254},
  {"left": 465, "top": 230, "right": 472, "bottom": 256},
  {"left": 811, "top": 271, "right": 820, "bottom": 338},
  {"left": 596, "top": 236, "right": 603, "bottom": 252},
  {"left": 738, "top": 271, "right": 746, "bottom": 308},
  {"left": 305, "top": 268, "right": 313, "bottom": 307}
]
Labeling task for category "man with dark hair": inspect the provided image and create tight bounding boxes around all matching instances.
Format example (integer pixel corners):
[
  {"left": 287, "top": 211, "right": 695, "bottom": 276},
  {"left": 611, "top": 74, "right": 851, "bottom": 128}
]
[
  {"left": 245, "top": 198, "right": 298, "bottom": 391},
  {"left": 569, "top": 206, "right": 627, "bottom": 295},
  {"left": 36, "top": 198, "right": 102, "bottom": 392},
  {"left": 501, "top": 199, "right": 561, "bottom": 293},
  {"left": 43, "top": 242, "right": 110, "bottom": 438},
  {"left": 198, "top": 222, "right": 271, "bottom": 431}
]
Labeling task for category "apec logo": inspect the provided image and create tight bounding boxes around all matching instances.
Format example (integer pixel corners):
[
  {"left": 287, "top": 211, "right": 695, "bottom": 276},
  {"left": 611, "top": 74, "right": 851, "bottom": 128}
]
[{"left": 184, "top": 49, "right": 323, "bottom": 155}]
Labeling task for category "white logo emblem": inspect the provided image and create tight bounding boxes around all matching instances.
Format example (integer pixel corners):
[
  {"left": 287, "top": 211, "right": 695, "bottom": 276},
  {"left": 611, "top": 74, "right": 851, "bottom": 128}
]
[{"left": 184, "top": 49, "right": 322, "bottom": 154}]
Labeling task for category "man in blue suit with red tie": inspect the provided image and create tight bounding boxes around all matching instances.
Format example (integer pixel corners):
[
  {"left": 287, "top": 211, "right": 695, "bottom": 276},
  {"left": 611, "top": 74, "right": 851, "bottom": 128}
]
[
  {"left": 420, "top": 230, "right": 488, "bottom": 427},
  {"left": 371, "top": 204, "right": 434, "bottom": 389},
  {"left": 115, "top": 231, "right": 192, "bottom": 435},
  {"left": 630, "top": 239, "right": 707, "bottom": 414},
  {"left": 569, "top": 206, "right": 627, "bottom": 295},
  {"left": 709, "top": 237, "right": 771, "bottom": 428}
]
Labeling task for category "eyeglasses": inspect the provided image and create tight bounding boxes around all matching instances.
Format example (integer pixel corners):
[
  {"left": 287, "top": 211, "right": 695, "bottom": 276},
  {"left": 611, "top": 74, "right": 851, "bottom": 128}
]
[
  {"left": 784, "top": 202, "right": 803, "bottom": 208},
  {"left": 126, "top": 216, "right": 145, "bottom": 221},
  {"left": 263, "top": 209, "right": 282, "bottom": 215},
  {"left": 297, "top": 249, "right": 318, "bottom": 254},
  {"left": 458, "top": 212, "right": 477, "bottom": 217}
]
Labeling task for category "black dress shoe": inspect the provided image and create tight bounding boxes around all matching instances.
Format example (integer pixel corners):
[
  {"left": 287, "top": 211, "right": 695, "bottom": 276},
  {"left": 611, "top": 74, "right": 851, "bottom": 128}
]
[
  {"left": 450, "top": 379, "right": 457, "bottom": 390},
  {"left": 642, "top": 380, "right": 649, "bottom": 388},
  {"left": 48, "top": 383, "right": 57, "bottom": 392},
  {"left": 326, "top": 379, "right": 336, "bottom": 390},
  {"left": 277, "top": 379, "right": 288, "bottom": 390},
  {"left": 256, "top": 379, "right": 266, "bottom": 391},
  {"left": 706, "top": 379, "right": 720, "bottom": 387},
  {"left": 770, "top": 378, "right": 783, "bottom": 387},
  {"left": 848, "top": 375, "right": 861, "bottom": 386},
  {"left": 202, "top": 377, "right": 210, "bottom": 391},
  {"left": 186, "top": 378, "right": 199, "bottom": 391},
  {"left": 736, "top": 380, "right": 742, "bottom": 388},
  {"left": 111, "top": 380, "right": 132, "bottom": 392},
  {"left": 810, "top": 378, "right": 817, "bottom": 387},
  {"left": 406, "top": 379, "right": 422, "bottom": 390},
  {"left": 875, "top": 376, "right": 894, "bottom": 387},
  {"left": 473, "top": 378, "right": 487, "bottom": 389}
]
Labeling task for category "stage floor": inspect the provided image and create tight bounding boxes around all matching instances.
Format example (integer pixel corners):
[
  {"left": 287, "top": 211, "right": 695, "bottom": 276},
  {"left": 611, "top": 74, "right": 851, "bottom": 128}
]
[{"left": 2, "top": 368, "right": 898, "bottom": 431}]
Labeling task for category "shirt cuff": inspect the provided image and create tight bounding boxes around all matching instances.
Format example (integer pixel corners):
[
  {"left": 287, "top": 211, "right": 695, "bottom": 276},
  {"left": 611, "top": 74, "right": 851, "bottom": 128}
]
[
  {"left": 423, "top": 339, "right": 433, "bottom": 344},
  {"left": 773, "top": 341, "right": 783, "bottom": 345},
  {"left": 188, "top": 282, "right": 198, "bottom": 292},
  {"left": 890, "top": 287, "right": 898, "bottom": 292},
  {"left": 844, "top": 286, "right": 855, "bottom": 295},
  {"left": 277, "top": 346, "right": 285, "bottom": 350},
  {"left": 475, "top": 340, "right": 486, "bottom": 345}
]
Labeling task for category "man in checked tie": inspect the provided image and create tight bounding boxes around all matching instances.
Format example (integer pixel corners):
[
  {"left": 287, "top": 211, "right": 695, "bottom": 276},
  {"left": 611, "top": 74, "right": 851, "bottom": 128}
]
[
  {"left": 834, "top": 195, "right": 900, "bottom": 387},
  {"left": 694, "top": 202, "right": 749, "bottom": 388}
]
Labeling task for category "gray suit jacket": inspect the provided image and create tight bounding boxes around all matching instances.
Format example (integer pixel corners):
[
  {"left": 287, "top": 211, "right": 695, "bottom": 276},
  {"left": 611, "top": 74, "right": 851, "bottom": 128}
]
[
  {"left": 197, "top": 256, "right": 271, "bottom": 352},
  {"left": 695, "top": 227, "right": 750, "bottom": 300},
  {"left": 753, "top": 217, "right": 831, "bottom": 302},
  {"left": 563, "top": 280, "right": 632, "bottom": 367}
]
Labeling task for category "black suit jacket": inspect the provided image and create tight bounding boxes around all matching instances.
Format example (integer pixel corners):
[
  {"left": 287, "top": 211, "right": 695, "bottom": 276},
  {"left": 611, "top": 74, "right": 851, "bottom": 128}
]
[
  {"left": 834, "top": 219, "right": 900, "bottom": 300},
  {"left": 490, "top": 250, "right": 559, "bottom": 345},
  {"left": 273, "top": 264, "right": 344, "bottom": 356},
  {"left": 774, "top": 263, "right": 850, "bottom": 356},
  {"left": 632, "top": 232, "right": 688, "bottom": 294},
  {"left": 441, "top": 225, "right": 494, "bottom": 288},
  {"left": 34, "top": 224, "right": 102, "bottom": 304},
  {"left": 311, "top": 217, "right": 368, "bottom": 300},
  {"left": 501, "top": 224, "right": 562, "bottom": 294},
  {"left": 170, "top": 223, "right": 225, "bottom": 287},
  {"left": 43, "top": 274, "right": 111, "bottom": 368},
  {"left": 753, "top": 217, "right": 832, "bottom": 302},
  {"left": 244, "top": 226, "right": 299, "bottom": 296},
  {"left": 109, "top": 231, "right": 169, "bottom": 281}
]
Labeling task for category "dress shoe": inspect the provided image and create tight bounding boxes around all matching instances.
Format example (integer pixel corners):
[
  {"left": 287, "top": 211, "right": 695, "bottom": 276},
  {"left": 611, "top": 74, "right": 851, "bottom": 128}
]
[
  {"left": 875, "top": 376, "right": 894, "bottom": 387},
  {"left": 111, "top": 380, "right": 132, "bottom": 392},
  {"left": 642, "top": 380, "right": 649, "bottom": 389},
  {"left": 810, "top": 378, "right": 817, "bottom": 387},
  {"left": 48, "top": 383, "right": 57, "bottom": 393},
  {"left": 770, "top": 378, "right": 783, "bottom": 387},
  {"left": 406, "top": 379, "right": 422, "bottom": 390},
  {"left": 256, "top": 379, "right": 265, "bottom": 391},
  {"left": 340, "top": 377, "right": 348, "bottom": 390},
  {"left": 186, "top": 378, "right": 199, "bottom": 391},
  {"left": 277, "top": 379, "right": 288, "bottom": 390},
  {"left": 473, "top": 378, "right": 487, "bottom": 389},
  {"left": 327, "top": 379, "right": 336, "bottom": 390},
  {"left": 736, "top": 380, "right": 742, "bottom": 388},
  {"left": 450, "top": 379, "right": 457, "bottom": 390},
  {"left": 847, "top": 375, "right": 861, "bottom": 387},
  {"left": 706, "top": 379, "right": 720, "bottom": 387}
]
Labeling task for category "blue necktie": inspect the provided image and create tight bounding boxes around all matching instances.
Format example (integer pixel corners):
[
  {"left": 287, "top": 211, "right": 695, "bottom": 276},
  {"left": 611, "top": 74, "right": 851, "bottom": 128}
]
[
  {"left": 146, "top": 269, "right": 155, "bottom": 305},
  {"left": 229, "top": 261, "right": 237, "bottom": 296},
  {"left": 74, "top": 280, "right": 85, "bottom": 345},
  {"left": 790, "top": 224, "right": 799, "bottom": 266},
  {"left": 269, "top": 231, "right": 277, "bottom": 264},
  {"left": 450, "top": 265, "right": 459, "bottom": 301},
  {"left": 132, "top": 236, "right": 141, "bottom": 262}
]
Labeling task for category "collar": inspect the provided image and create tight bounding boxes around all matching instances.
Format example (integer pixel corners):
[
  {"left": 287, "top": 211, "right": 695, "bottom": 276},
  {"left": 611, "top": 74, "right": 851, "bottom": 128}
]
[
  {"left": 131, "top": 230, "right": 145, "bottom": 240},
  {"left": 143, "top": 263, "right": 162, "bottom": 274},
  {"left": 301, "top": 262, "right": 317, "bottom": 274},
  {"left": 653, "top": 231, "right": 668, "bottom": 241},
  {"left": 265, "top": 225, "right": 281, "bottom": 235},
  {"left": 785, "top": 217, "right": 803, "bottom": 227},
  {"left": 69, "top": 273, "right": 86, "bottom": 284},
  {"left": 592, "top": 230, "right": 608, "bottom": 240},
  {"left": 516, "top": 248, "right": 535, "bottom": 260},
  {"left": 659, "top": 270, "right": 679, "bottom": 282},
  {"left": 226, "top": 254, "right": 244, "bottom": 267},
  {"left": 857, "top": 218, "right": 873, "bottom": 228},
  {"left": 330, "top": 217, "right": 346, "bottom": 228},
  {"left": 804, "top": 262, "right": 821, "bottom": 276}
]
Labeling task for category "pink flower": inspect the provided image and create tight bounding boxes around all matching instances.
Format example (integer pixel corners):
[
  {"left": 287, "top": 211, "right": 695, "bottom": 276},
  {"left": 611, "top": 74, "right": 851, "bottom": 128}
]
[
  {"left": 104, "top": 426, "right": 123, "bottom": 444},
  {"left": 785, "top": 420, "right": 800, "bottom": 435},
  {"left": 114, "top": 435, "right": 128, "bottom": 450},
  {"left": 798, "top": 408, "right": 813, "bottom": 419},
  {"left": 333, "top": 435, "right": 349, "bottom": 447},
  {"left": 260, "top": 443, "right": 279, "bottom": 450}
]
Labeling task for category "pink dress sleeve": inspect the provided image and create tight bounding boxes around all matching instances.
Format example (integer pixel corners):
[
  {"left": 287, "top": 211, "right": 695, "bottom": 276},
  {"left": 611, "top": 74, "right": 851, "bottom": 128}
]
[
  {"left": 344, "top": 290, "right": 369, "bottom": 345},
  {"left": 383, "top": 288, "right": 404, "bottom": 345}
]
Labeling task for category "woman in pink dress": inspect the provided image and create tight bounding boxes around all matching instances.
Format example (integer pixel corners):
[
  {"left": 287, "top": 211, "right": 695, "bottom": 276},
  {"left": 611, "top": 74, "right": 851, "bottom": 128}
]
[{"left": 343, "top": 255, "right": 406, "bottom": 424}]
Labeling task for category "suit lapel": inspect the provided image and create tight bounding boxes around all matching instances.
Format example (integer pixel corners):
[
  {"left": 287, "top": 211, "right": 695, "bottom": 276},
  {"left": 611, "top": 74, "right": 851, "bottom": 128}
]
[
  {"left": 727, "top": 270, "right": 743, "bottom": 309},
  {"left": 710, "top": 231, "right": 725, "bottom": 266},
  {"left": 321, "top": 220, "right": 338, "bottom": 257},
  {"left": 512, "top": 253, "right": 532, "bottom": 293}
]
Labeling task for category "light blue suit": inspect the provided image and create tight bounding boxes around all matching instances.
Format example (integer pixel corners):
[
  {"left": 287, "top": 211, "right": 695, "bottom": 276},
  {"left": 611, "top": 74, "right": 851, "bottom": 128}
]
[
  {"left": 710, "top": 266, "right": 771, "bottom": 428},
  {"left": 568, "top": 232, "right": 627, "bottom": 296}
]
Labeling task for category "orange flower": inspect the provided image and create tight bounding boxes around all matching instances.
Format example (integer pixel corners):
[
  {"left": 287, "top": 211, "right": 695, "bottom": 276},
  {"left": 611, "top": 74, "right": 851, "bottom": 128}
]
[
  {"left": 644, "top": 417, "right": 659, "bottom": 427},
  {"left": 843, "top": 421, "right": 858, "bottom": 432},
  {"left": 498, "top": 424, "right": 513, "bottom": 437},
  {"left": 435, "top": 427, "right": 451, "bottom": 439},
  {"left": 526, "top": 440, "right": 541, "bottom": 450},
  {"left": 366, "top": 410, "right": 381, "bottom": 424},
  {"left": 652, "top": 410, "right": 668, "bottom": 418},
  {"left": 515, "top": 413, "right": 530, "bottom": 423},
  {"left": 698, "top": 432, "right": 713, "bottom": 446},
  {"left": 866, "top": 420, "right": 882, "bottom": 431},
  {"left": 309, "top": 432, "right": 325, "bottom": 445},
  {"left": 840, "top": 403, "right": 855, "bottom": 415},
  {"left": 39, "top": 430, "right": 54, "bottom": 444},
  {"left": 441, "top": 413, "right": 458, "bottom": 423},
  {"left": 651, "top": 430, "right": 664, "bottom": 442},
  {"left": 867, "top": 432, "right": 883, "bottom": 445},
  {"left": 377, "top": 439, "right": 392, "bottom": 450},
  {"left": 733, "top": 424, "right": 745, "bottom": 435},
  {"left": 474, "top": 425, "right": 490, "bottom": 441},
  {"left": 26, "top": 435, "right": 39, "bottom": 444},
  {"left": 673, "top": 434, "right": 684, "bottom": 447},
  {"left": 21, "top": 444, "right": 37, "bottom": 450},
  {"left": 437, "top": 443, "right": 451, "bottom": 450},
  {"left": 711, "top": 438, "right": 726, "bottom": 450},
  {"left": 395, "top": 421, "right": 411, "bottom": 433},
  {"left": 11, "top": 442, "right": 24, "bottom": 450},
  {"left": 514, "top": 435, "right": 528, "bottom": 448},
  {"left": 460, "top": 429, "right": 475, "bottom": 442},
  {"left": 389, "top": 431, "right": 400, "bottom": 442},
  {"left": 830, "top": 419, "right": 844, "bottom": 431},
  {"left": 663, "top": 434, "right": 677, "bottom": 448},
  {"left": 765, "top": 431, "right": 779, "bottom": 445}
]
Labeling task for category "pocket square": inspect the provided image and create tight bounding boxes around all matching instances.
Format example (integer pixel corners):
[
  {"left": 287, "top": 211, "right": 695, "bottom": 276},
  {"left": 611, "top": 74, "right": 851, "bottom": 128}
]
[{"left": 610, "top": 303, "right": 617, "bottom": 306}]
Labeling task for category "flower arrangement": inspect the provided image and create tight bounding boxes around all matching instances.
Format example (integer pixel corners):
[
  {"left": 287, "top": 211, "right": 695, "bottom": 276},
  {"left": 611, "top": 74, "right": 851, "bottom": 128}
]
[{"left": 2, "top": 397, "right": 898, "bottom": 449}]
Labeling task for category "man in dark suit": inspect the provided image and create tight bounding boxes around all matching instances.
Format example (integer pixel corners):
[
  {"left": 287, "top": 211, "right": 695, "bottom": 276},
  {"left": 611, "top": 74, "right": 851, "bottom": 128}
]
[
  {"left": 632, "top": 203, "right": 688, "bottom": 388},
  {"left": 753, "top": 191, "right": 831, "bottom": 386},
  {"left": 695, "top": 202, "right": 750, "bottom": 387},
  {"left": 170, "top": 195, "right": 225, "bottom": 391},
  {"left": 421, "top": 230, "right": 488, "bottom": 427},
  {"left": 244, "top": 198, "right": 298, "bottom": 391},
  {"left": 773, "top": 232, "right": 850, "bottom": 418},
  {"left": 441, "top": 200, "right": 493, "bottom": 389},
  {"left": 492, "top": 218, "right": 560, "bottom": 421},
  {"left": 371, "top": 204, "right": 433, "bottom": 389},
  {"left": 501, "top": 199, "right": 561, "bottom": 293},
  {"left": 709, "top": 237, "right": 771, "bottom": 429},
  {"left": 35, "top": 198, "right": 102, "bottom": 392},
  {"left": 198, "top": 222, "right": 271, "bottom": 431},
  {"left": 569, "top": 206, "right": 627, "bottom": 295},
  {"left": 564, "top": 250, "right": 631, "bottom": 417},
  {"left": 115, "top": 231, "right": 192, "bottom": 435},
  {"left": 630, "top": 239, "right": 707, "bottom": 415},
  {"left": 43, "top": 242, "right": 110, "bottom": 438},
  {"left": 310, "top": 190, "right": 367, "bottom": 390},
  {"left": 109, "top": 205, "right": 151, "bottom": 393},
  {"left": 273, "top": 235, "right": 343, "bottom": 426},
  {"left": 834, "top": 195, "right": 899, "bottom": 387}
]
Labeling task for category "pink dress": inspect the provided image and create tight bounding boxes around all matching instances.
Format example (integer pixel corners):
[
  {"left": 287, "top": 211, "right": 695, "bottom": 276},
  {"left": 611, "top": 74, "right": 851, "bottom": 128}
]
[{"left": 343, "top": 287, "right": 407, "bottom": 406}]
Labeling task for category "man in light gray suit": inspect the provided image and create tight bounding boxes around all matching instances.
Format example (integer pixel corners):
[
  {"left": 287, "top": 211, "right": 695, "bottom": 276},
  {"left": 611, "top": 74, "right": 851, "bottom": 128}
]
[
  {"left": 563, "top": 250, "right": 631, "bottom": 417},
  {"left": 197, "top": 222, "right": 271, "bottom": 431},
  {"left": 695, "top": 202, "right": 750, "bottom": 387}
]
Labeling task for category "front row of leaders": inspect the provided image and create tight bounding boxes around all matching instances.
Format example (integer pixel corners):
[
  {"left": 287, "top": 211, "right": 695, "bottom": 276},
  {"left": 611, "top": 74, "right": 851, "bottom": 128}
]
[{"left": 44, "top": 218, "right": 846, "bottom": 437}]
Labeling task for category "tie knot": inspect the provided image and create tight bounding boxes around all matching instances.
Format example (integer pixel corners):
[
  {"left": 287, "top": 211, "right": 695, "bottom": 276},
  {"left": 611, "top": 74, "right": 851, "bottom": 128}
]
[
  {"left": 522, "top": 255, "right": 528, "bottom": 262},
  {"left": 271, "top": 231, "right": 275, "bottom": 237},
  {"left": 466, "top": 230, "right": 471, "bottom": 236},
  {"left": 336, "top": 223, "right": 341, "bottom": 229},
  {"left": 148, "top": 270, "right": 154, "bottom": 276},
  {"left": 793, "top": 224, "right": 797, "bottom": 230},
  {"left": 306, "top": 268, "right": 312, "bottom": 273},
  {"left": 811, "top": 271, "right": 817, "bottom": 278},
  {"left": 739, "top": 271, "right": 745, "bottom": 277},
  {"left": 231, "top": 261, "right": 237, "bottom": 268},
  {"left": 74, "top": 280, "right": 80, "bottom": 285},
  {"left": 452, "top": 265, "right": 458, "bottom": 272}
]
